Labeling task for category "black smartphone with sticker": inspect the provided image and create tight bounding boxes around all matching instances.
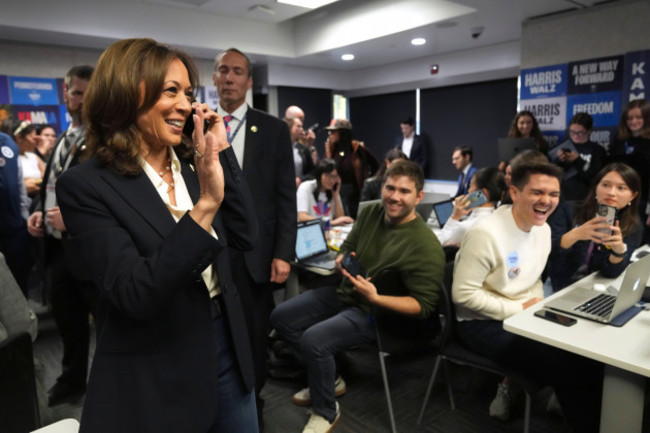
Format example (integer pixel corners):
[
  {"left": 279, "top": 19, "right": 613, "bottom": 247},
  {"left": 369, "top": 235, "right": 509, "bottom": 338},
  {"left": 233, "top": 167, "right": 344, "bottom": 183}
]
[
  {"left": 595, "top": 204, "right": 617, "bottom": 235},
  {"left": 341, "top": 252, "right": 367, "bottom": 278},
  {"left": 534, "top": 309, "right": 577, "bottom": 326},
  {"left": 466, "top": 190, "right": 487, "bottom": 209}
]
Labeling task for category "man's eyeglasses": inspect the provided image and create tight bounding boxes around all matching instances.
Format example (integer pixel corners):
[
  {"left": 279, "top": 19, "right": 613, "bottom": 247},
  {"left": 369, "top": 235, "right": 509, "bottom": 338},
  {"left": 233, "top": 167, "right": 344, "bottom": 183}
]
[{"left": 568, "top": 129, "right": 588, "bottom": 137}]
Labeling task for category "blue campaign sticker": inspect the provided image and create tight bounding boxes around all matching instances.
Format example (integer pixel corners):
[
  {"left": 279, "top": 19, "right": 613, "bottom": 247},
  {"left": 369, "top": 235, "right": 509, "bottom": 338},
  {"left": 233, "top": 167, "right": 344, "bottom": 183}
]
[{"left": 507, "top": 251, "right": 519, "bottom": 268}]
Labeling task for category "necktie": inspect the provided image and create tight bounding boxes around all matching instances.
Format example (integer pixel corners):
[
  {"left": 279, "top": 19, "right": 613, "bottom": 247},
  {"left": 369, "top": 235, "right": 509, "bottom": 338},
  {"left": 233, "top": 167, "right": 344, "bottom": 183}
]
[{"left": 223, "top": 115, "right": 232, "bottom": 143}]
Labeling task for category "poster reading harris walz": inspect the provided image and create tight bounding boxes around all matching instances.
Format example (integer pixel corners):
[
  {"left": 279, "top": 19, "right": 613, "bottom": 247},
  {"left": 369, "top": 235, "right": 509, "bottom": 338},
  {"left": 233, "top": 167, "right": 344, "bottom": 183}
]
[{"left": 519, "top": 63, "right": 568, "bottom": 147}]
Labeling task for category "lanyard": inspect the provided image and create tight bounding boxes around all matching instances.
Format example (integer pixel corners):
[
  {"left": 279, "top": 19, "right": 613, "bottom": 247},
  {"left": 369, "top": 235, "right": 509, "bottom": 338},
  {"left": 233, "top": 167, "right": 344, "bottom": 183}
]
[{"left": 227, "top": 112, "right": 247, "bottom": 144}]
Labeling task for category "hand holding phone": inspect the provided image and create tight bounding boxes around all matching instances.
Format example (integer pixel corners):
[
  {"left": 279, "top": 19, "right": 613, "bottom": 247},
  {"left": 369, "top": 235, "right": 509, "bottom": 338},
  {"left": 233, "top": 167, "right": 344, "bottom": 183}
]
[
  {"left": 182, "top": 108, "right": 209, "bottom": 138},
  {"left": 341, "top": 252, "right": 367, "bottom": 279},
  {"left": 465, "top": 190, "right": 487, "bottom": 209},
  {"left": 595, "top": 204, "right": 617, "bottom": 235},
  {"left": 534, "top": 309, "right": 577, "bottom": 326}
]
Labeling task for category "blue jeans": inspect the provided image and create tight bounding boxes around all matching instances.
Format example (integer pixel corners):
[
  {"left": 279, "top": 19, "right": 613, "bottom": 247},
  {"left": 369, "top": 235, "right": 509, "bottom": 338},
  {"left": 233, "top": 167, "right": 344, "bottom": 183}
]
[
  {"left": 270, "top": 286, "right": 376, "bottom": 423},
  {"left": 208, "top": 317, "right": 259, "bottom": 433}
]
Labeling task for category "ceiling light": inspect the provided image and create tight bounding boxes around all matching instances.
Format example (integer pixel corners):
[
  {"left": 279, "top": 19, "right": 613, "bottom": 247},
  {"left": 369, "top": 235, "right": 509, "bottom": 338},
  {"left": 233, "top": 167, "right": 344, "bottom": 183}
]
[
  {"left": 341, "top": 54, "right": 355, "bottom": 61},
  {"left": 277, "top": 0, "right": 339, "bottom": 9},
  {"left": 411, "top": 38, "right": 426, "bottom": 46}
]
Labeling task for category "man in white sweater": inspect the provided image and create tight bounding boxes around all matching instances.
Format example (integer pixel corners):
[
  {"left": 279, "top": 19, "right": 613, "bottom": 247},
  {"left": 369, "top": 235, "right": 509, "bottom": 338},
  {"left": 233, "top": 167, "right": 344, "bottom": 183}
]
[{"left": 452, "top": 162, "right": 602, "bottom": 433}]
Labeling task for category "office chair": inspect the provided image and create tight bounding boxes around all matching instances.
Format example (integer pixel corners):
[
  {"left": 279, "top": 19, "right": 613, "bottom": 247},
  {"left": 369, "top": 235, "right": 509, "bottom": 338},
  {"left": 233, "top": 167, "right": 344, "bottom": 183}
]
[
  {"left": 372, "top": 268, "right": 440, "bottom": 433},
  {"left": 416, "top": 261, "right": 542, "bottom": 433},
  {"left": 0, "top": 332, "right": 40, "bottom": 432}
]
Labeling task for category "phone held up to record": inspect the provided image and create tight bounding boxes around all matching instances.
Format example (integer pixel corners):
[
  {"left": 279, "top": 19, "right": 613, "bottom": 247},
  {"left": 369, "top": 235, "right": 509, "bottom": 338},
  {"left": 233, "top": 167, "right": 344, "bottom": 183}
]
[
  {"left": 534, "top": 308, "right": 577, "bottom": 326},
  {"left": 341, "top": 252, "right": 368, "bottom": 279},
  {"left": 595, "top": 204, "right": 617, "bottom": 235}
]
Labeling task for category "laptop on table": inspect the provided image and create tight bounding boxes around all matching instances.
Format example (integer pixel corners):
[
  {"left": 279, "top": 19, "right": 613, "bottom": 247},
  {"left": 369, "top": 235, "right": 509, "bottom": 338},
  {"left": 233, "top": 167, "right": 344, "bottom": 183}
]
[
  {"left": 295, "top": 220, "right": 338, "bottom": 270},
  {"left": 431, "top": 199, "right": 454, "bottom": 228},
  {"left": 546, "top": 255, "right": 650, "bottom": 326}
]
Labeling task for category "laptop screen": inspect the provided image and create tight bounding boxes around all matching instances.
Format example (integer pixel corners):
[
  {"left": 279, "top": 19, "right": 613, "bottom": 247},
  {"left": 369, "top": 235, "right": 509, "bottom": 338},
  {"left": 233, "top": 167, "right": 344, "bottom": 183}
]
[
  {"left": 432, "top": 200, "right": 454, "bottom": 228},
  {"left": 295, "top": 220, "right": 329, "bottom": 260}
]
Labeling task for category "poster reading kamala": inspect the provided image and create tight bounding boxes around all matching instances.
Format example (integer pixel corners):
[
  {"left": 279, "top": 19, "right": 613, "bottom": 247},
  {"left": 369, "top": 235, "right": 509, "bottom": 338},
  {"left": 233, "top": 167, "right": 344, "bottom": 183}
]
[{"left": 623, "top": 49, "right": 650, "bottom": 103}]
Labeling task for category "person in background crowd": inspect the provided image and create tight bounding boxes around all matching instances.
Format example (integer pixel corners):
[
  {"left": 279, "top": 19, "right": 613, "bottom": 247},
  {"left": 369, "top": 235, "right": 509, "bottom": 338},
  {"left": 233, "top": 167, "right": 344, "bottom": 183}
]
[
  {"left": 0, "top": 132, "right": 30, "bottom": 296},
  {"left": 286, "top": 116, "right": 315, "bottom": 186},
  {"left": 325, "top": 118, "right": 378, "bottom": 218},
  {"left": 57, "top": 38, "right": 259, "bottom": 433},
  {"left": 12, "top": 120, "right": 45, "bottom": 197},
  {"left": 26, "top": 64, "right": 96, "bottom": 407},
  {"left": 500, "top": 149, "right": 549, "bottom": 206},
  {"left": 35, "top": 124, "right": 57, "bottom": 163},
  {"left": 437, "top": 167, "right": 506, "bottom": 246},
  {"left": 548, "top": 163, "right": 642, "bottom": 292},
  {"left": 609, "top": 99, "right": 650, "bottom": 244},
  {"left": 286, "top": 105, "right": 317, "bottom": 150},
  {"left": 297, "top": 158, "right": 353, "bottom": 227},
  {"left": 395, "top": 116, "right": 428, "bottom": 173},
  {"left": 213, "top": 47, "right": 296, "bottom": 431},
  {"left": 548, "top": 113, "right": 606, "bottom": 204},
  {"left": 451, "top": 145, "right": 477, "bottom": 197},
  {"left": 360, "top": 148, "right": 406, "bottom": 202},
  {"left": 508, "top": 110, "right": 548, "bottom": 155}
]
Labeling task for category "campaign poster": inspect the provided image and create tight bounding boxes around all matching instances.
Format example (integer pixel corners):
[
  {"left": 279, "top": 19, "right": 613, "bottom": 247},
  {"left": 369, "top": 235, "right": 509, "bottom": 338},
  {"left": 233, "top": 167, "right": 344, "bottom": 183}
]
[
  {"left": 59, "top": 104, "right": 72, "bottom": 132},
  {"left": 622, "top": 49, "right": 650, "bottom": 103},
  {"left": 0, "top": 76, "right": 9, "bottom": 104},
  {"left": 519, "top": 64, "right": 567, "bottom": 100},
  {"left": 519, "top": 96, "right": 567, "bottom": 131},
  {"left": 196, "top": 85, "right": 219, "bottom": 110},
  {"left": 9, "top": 76, "right": 59, "bottom": 105},
  {"left": 13, "top": 104, "right": 62, "bottom": 128},
  {"left": 566, "top": 91, "right": 621, "bottom": 127},
  {"left": 567, "top": 55, "right": 624, "bottom": 94}
]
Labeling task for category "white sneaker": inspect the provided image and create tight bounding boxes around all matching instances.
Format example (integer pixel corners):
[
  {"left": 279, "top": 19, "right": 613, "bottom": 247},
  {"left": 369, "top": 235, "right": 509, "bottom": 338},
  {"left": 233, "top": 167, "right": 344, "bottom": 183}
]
[
  {"left": 489, "top": 382, "right": 514, "bottom": 421},
  {"left": 292, "top": 375, "right": 347, "bottom": 406},
  {"left": 302, "top": 402, "right": 340, "bottom": 433}
]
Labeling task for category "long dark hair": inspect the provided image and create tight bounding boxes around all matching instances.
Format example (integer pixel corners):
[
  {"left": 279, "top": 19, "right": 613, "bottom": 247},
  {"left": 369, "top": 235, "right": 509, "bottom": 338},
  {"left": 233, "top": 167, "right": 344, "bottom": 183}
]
[
  {"left": 473, "top": 167, "right": 506, "bottom": 204},
  {"left": 312, "top": 158, "right": 337, "bottom": 203},
  {"left": 574, "top": 163, "right": 641, "bottom": 235},
  {"left": 374, "top": 148, "right": 407, "bottom": 178},
  {"left": 507, "top": 110, "right": 547, "bottom": 152},
  {"left": 616, "top": 99, "right": 650, "bottom": 141}
]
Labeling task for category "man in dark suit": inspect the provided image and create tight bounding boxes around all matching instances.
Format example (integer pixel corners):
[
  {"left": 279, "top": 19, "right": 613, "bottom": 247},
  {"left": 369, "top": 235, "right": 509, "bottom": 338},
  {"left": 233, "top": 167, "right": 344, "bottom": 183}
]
[
  {"left": 396, "top": 116, "right": 428, "bottom": 173},
  {"left": 286, "top": 116, "right": 316, "bottom": 185},
  {"left": 213, "top": 48, "right": 297, "bottom": 428},
  {"left": 26, "top": 65, "right": 96, "bottom": 407},
  {"left": 452, "top": 145, "right": 478, "bottom": 197}
]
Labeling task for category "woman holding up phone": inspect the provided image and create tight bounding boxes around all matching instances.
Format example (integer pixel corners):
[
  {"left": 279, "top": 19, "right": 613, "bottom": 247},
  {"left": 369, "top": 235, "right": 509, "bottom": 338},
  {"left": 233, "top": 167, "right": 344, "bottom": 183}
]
[
  {"left": 436, "top": 167, "right": 506, "bottom": 246},
  {"left": 296, "top": 158, "right": 354, "bottom": 226},
  {"left": 548, "top": 163, "right": 642, "bottom": 291}
]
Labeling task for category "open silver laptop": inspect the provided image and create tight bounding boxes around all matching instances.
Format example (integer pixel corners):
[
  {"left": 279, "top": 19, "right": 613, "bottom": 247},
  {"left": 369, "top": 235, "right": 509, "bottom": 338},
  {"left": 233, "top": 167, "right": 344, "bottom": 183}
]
[
  {"left": 295, "top": 220, "right": 337, "bottom": 270},
  {"left": 546, "top": 254, "right": 650, "bottom": 324}
]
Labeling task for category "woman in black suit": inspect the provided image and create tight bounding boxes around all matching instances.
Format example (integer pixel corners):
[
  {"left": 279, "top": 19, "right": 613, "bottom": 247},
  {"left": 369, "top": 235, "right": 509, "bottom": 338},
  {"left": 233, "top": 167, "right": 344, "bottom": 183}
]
[{"left": 56, "top": 38, "right": 259, "bottom": 432}]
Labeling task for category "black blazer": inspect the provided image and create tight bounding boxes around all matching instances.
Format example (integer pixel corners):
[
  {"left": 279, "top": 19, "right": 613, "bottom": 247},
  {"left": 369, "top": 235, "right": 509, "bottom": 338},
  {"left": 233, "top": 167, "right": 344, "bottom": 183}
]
[
  {"left": 240, "top": 107, "right": 297, "bottom": 282},
  {"left": 56, "top": 147, "right": 258, "bottom": 433},
  {"left": 396, "top": 134, "right": 428, "bottom": 173}
]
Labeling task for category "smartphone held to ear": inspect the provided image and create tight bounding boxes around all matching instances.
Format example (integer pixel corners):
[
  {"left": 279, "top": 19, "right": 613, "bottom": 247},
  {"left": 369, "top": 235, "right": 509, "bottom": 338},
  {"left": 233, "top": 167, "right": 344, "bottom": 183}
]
[
  {"left": 595, "top": 204, "right": 617, "bottom": 235},
  {"left": 465, "top": 190, "right": 487, "bottom": 209},
  {"left": 182, "top": 109, "right": 209, "bottom": 138}
]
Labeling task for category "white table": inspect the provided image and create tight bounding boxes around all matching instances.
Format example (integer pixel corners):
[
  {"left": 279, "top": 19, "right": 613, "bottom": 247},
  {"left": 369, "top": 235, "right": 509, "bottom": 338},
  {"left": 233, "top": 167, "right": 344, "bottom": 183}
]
[{"left": 504, "top": 265, "right": 650, "bottom": 433}]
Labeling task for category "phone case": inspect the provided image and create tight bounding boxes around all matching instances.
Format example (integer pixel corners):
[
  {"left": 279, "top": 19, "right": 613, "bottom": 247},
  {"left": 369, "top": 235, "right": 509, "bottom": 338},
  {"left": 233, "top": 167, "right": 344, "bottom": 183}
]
[{"left": 341, "top": 253, "right": 367, "bottom": 278}]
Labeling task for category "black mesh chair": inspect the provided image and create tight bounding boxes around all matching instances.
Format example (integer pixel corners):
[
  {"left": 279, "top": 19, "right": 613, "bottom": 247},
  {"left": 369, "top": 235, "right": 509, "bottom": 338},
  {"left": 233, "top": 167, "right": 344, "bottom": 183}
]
[
  {"left": 0, "top": 332, "right": 40, "bottom": 432},
  {"left": 372, "top": 268, "right": 441, "bottom": 433},
  {"left": 416, "top": 261, "right": 542, "bottom": 433}
]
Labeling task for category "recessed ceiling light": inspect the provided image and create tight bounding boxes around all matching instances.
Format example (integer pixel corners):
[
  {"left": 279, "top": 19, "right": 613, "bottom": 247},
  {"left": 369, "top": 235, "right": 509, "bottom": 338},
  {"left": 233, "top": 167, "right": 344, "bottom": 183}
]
[
  {"left": 411, "top": 38, "right": 426, "bottom": 46},
  {"left": 341, "top": 54, "right": 355, "bottom": 61},
  {"left": 277, "top": 0, "right": 339, "bottom": 9}
]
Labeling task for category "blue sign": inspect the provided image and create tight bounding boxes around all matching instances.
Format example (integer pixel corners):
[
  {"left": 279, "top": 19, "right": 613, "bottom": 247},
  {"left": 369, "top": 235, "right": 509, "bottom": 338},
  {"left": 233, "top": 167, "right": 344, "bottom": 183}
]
[
  {"left": 567, "top": 55, "right": 624, "bottom": 94},
  {"left": 520, "top": 64, "right": 567, "bottom": 99},
  {"left": 566, "top": 91, "right": 621, "bottom": 127},
  {"left": 9, "top": 76, "right": 59, "bottom": 105},
  {"left": 623, "top": 49, "right": 650, "bottom": 103},
  {"left": 0, "top": 76, "right": 9, "bottom": 104},
  {"left": 59, "top": 105, "right": 71, "bottom": 132}
]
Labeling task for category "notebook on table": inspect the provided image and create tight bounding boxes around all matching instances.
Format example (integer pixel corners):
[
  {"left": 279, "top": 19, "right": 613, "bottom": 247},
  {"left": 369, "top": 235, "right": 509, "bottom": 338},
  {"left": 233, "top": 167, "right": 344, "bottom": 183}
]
[
  {"left": 295, "top": 219, "right": 337, "bottom": 270},
  {"left": 546, "top": 255, "right": 650, "bottom": 326}
]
